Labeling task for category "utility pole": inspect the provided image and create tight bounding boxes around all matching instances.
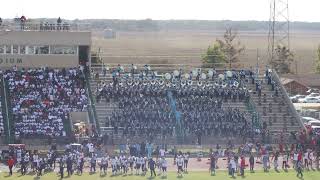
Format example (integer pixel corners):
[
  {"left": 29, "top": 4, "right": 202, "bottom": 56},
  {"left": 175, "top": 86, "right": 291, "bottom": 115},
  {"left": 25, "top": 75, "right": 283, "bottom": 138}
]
[
  {"left": 256, "top": 48, "right": 260, "bottom": 76},
  {"left": 268, "top": 0, "right": 290, "bottom": 68}
]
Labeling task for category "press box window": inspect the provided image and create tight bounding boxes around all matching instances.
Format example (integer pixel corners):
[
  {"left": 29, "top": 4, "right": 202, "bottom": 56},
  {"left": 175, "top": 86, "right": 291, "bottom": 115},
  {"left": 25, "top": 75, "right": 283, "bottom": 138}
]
[
  {"left": 27, "top": 46, "right": 35, "bottom": 54},
  {"left": 51, "top": 46, "right": 76, "bottom": 54},
  {"left": 35, "top": 46, "right": 49, "bottom": 54},
  {"left": 5, "top": 45, "right": 11, "bottom": 54},
  {"left": 0, "top": 45, "right": 4, "bottom": 54},
  {"left": 20, "top": 46, "right": 26, "bottom": 54},
  {"left": 13, "top": 45, "right": 19, "bottom": 54}
]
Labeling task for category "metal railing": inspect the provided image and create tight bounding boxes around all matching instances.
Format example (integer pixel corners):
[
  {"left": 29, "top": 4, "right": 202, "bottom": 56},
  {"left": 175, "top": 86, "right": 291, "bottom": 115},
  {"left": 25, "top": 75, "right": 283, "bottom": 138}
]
[
  {"left": 1, "top": 76, "right": 14, "bottom": 143},
  {"left": 271, "top": 70, "right": 305, "bottom": 131},
  {"left": 0, "top": 22, "right": 91, "bottom": 32},
  {"left": 83, "top": 69, "right": 100, "bottom": 134}
]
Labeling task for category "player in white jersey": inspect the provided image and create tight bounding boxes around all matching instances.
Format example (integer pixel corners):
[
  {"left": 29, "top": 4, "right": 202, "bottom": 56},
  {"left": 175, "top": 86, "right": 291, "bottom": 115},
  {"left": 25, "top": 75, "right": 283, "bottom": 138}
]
[
  {"left": 100, "top": 156, "right": 108, "bottom": 175},
  {"left": 111, "top": 156, "right": 117, "bottom": 175},
  {"left": 309, "top": 151, "right": 314, "bottom": 169},
  {"left": 161, "top": 157, "right": 168, "bottom": 177},
  {"left": 128, "top": 156, "right": 134, "bottom": 174},
  {"left": 304, "top": 151, "right": 309, "bottom": 170},
  {"left": 24, "top": 153, "right": 30, "bottom": 172},
  {"left": 177, "top": 157, "right": 184, "bottom": 177},
  {"left": 122, "top": 157, "right": 128, "bottom": 175},
  {"left": 116, "top": 156, "right": 121, "bottom": 173},
  {"left": 156, "top": 158, "right": 162, "bottom": 176},
  {"left": 135, "top": 156, "right": 142, "bottom": 175},
  {"left": 32, "top": 154, "right": 39, "bottom": 172},
  {"left": 142, "top": 157, "right": 147, "bottom": 175}
]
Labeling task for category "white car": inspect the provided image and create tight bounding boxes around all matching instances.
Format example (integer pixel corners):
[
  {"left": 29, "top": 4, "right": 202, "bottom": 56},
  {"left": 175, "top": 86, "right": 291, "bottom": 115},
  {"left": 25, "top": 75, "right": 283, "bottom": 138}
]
[
  {"left": 301, "top": 117, "right": 319, "bottom": 124},
  {"left": 290, "top": 95, "right": 305, "bottom": 103},
  {"left": 298, "top": 97, "right": 320, "bottom": 103},
  {"left": 307, "top": 89, "right": 320, "bottom": 94},
  {"left": 306, "top": 93, "right": 320, "bottom": 98},
  {"left": 307, "top": 120, "right": 320, "bottom": 128}
]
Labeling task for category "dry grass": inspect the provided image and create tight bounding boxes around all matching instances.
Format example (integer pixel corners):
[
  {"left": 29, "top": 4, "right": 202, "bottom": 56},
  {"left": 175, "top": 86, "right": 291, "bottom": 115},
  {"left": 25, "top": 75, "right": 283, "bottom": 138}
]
[{"left": 92, "top": 30, "right": 320, "bottom": 74}]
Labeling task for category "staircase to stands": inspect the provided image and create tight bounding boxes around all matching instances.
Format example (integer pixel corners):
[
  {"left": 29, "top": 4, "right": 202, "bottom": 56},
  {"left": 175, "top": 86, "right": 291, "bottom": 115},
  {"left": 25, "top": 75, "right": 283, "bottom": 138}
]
[{"left": 247, "top": 71, "right": 303, "bottom": 143}]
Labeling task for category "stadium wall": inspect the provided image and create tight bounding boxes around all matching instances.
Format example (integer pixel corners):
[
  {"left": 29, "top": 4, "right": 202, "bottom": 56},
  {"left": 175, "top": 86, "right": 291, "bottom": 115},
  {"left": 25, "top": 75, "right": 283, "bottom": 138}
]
[
  {"left": 0, "top": 31, "right": 91, "bottom": 67},
  {"left": 0, "top": 54, "right": 78, "bottom": 67}
]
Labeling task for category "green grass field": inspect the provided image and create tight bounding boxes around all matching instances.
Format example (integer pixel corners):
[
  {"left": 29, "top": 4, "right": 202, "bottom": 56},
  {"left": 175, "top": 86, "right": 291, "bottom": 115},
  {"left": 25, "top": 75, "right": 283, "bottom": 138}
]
[{"left": 1, "top": 170, "right": 319, "bottom": 180}]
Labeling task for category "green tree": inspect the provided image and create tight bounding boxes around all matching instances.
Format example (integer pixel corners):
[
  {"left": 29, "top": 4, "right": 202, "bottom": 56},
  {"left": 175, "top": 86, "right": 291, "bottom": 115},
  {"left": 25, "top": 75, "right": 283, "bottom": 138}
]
[
  {"left": 316, "top": 46, "right": 320, "bottom": 73},
  {"left": 202, "top": 41, "right": 226, "bottom": 67},
  {"left": 271, "top": 45, "right": 294, "bottom": 74},
  {"left": 202, "top": 28, "right": 245, "bottom": 68}
]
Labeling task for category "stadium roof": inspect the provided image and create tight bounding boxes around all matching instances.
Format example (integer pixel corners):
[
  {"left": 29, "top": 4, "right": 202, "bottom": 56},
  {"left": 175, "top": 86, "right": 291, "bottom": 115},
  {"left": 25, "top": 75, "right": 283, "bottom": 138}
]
[{"left": 281, "top": 74, "right": 320, "bottom": 88}]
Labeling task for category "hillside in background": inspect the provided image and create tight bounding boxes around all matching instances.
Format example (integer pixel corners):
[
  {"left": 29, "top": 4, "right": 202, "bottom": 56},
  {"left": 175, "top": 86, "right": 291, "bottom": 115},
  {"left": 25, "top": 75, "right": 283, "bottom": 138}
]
[{"left": 7, "top": 18, "right": 320, "bottom": 32}]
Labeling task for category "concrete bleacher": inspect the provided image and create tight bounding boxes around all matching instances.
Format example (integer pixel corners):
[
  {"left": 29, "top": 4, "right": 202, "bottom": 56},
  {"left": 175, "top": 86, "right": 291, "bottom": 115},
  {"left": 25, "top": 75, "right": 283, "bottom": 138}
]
[{"left": 247, "top": 74, "right": 302, "bottom": 136}]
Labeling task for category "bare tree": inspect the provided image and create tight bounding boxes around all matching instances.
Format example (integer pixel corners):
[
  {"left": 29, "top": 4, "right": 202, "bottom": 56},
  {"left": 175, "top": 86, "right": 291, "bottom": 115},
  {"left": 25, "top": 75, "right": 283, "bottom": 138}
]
[{"left": 218, "top": 28, "right": 245, "bottom": 68}]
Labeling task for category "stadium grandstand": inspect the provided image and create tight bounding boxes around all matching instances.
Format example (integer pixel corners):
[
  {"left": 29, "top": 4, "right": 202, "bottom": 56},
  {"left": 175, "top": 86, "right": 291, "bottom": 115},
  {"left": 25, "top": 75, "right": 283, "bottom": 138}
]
[
  {"left": 90, "top": 63, "right": 303, "bottom": 145},
  {"left": 0, "top": 17, "right": 304, "bottom": 147}
]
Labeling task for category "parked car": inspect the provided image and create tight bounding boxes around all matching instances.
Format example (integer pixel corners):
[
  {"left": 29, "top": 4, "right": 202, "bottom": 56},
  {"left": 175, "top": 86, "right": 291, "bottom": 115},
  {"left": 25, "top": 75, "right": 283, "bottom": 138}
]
[
  {"left": 290, "top": 95, "right": 305, "bottom": 103},
  {"left": 307, "top": 88, "right": 320, "bottom": 94},
  {"left": 298, "top": 97, "right": 320, "bottom": 103},
  {"left": 306, "top": 120, "right": 320, "bottom": 128},
  {"left": 301, "top": 116, "right": 319, "bottom": 123},
  {"left": 306, "top": 92, "right": 320, "bottom": 98}
]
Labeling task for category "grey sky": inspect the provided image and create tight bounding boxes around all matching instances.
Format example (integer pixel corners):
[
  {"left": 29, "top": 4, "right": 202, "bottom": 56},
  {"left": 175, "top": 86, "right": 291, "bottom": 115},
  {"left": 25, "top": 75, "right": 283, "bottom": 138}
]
[{"left": 1, "top": 0, "right": 319, "bottom": 22}]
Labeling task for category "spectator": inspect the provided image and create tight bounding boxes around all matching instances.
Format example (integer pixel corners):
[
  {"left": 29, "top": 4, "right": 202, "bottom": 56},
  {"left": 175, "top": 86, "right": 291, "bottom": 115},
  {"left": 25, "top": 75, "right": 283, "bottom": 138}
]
[
  {"left": 57, "top": 17, "right": 62, "bottom": 30},
  {"left": 4, "top": 67, "right": 87, "bottom": 137},
  {"left": 7, "top": 156, "right": 14, "bottom": 176}
]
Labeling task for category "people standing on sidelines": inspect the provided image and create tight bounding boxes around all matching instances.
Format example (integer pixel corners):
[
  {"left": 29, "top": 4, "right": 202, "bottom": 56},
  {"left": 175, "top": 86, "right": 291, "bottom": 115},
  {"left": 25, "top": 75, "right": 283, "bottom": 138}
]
[
  {"left": 296, "top": 160, "right": 303, "bottom": 178},
  {"left": 66, "top": 155, "right": 73, "bottom": 176},
  {"left": 210, "top": 153, "right": 216, "bottom": 176},
  {"left": 272, "top": 151, "right": 279, "bottom": 171},
  {"left": 308, "top": 150, "right": 314, "bottom": 170},
  {"left": 135, "top": 156, "right": 141, "bottom": 175},
  {"left": 304, "top": 150, "right": 309, "bottom": 170},
  {"left": 111, "top": 156, "right": 117, "bottom": 176},
  {"left": 128, "top": 155, "right": 134, "bottom": 174},
  {"left": 230, "top": 157, "right": 236, "bottom": 178},
  {"left": 77, "top": 157, "right": 84, "bottom": 175},
  {"left": 240, "top": 156, "right": 246, "bottom": 177},
  {"left": 90, "top": 155, "right": 97, "bottom": 173},
  {"left": 177, "top": 156, "right": 184, "bottom": 177},
  {"left": 262, "top": 153, "right": 269, "bottom": 172},
  {"left": 184, "top": 152, "right": 189, "bottom": 172},
  {"left": 148, "top": 158, "right": 156, "bottom": 177},
  {"left": 249, "top": 153, "right": 255, "bottom": 172},
  {"left": 161, "top": 157, "right": 168, "bottom": 177},
  {"left": 100, "top": 155, "right": 108, "bottom": 175},
  {"left": 282, "top": 152, "right": 289, "bottom": 170},
  {"left": 293, "top": 151, "right": 298, "bottom": 169},
  {"left": 7, "top": 156, "right": 15, "bottom": 176}
]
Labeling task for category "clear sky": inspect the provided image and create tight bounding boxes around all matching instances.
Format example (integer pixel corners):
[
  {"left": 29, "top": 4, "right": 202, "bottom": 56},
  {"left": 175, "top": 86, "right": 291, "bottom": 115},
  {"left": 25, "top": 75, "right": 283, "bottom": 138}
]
[{"left": 1, "top": 0, "right": 320, "bottom": 22}]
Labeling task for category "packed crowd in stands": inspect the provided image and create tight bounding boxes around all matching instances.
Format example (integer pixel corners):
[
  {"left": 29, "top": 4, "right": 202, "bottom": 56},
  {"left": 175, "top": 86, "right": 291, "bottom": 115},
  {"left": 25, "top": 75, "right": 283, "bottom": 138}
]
[
  {"left": 95, "top": 65, "right": 256, "bottom": 140},
  {"left": 3, "top": 66, "right": 88, "bottom": 137}
]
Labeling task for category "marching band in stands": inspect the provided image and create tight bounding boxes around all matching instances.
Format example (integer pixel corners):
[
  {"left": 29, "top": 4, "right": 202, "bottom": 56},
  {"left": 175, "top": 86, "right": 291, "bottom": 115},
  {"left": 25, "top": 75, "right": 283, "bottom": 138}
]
[{"left": 94, "top": 64, "right": 259, "bottom": 141}]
